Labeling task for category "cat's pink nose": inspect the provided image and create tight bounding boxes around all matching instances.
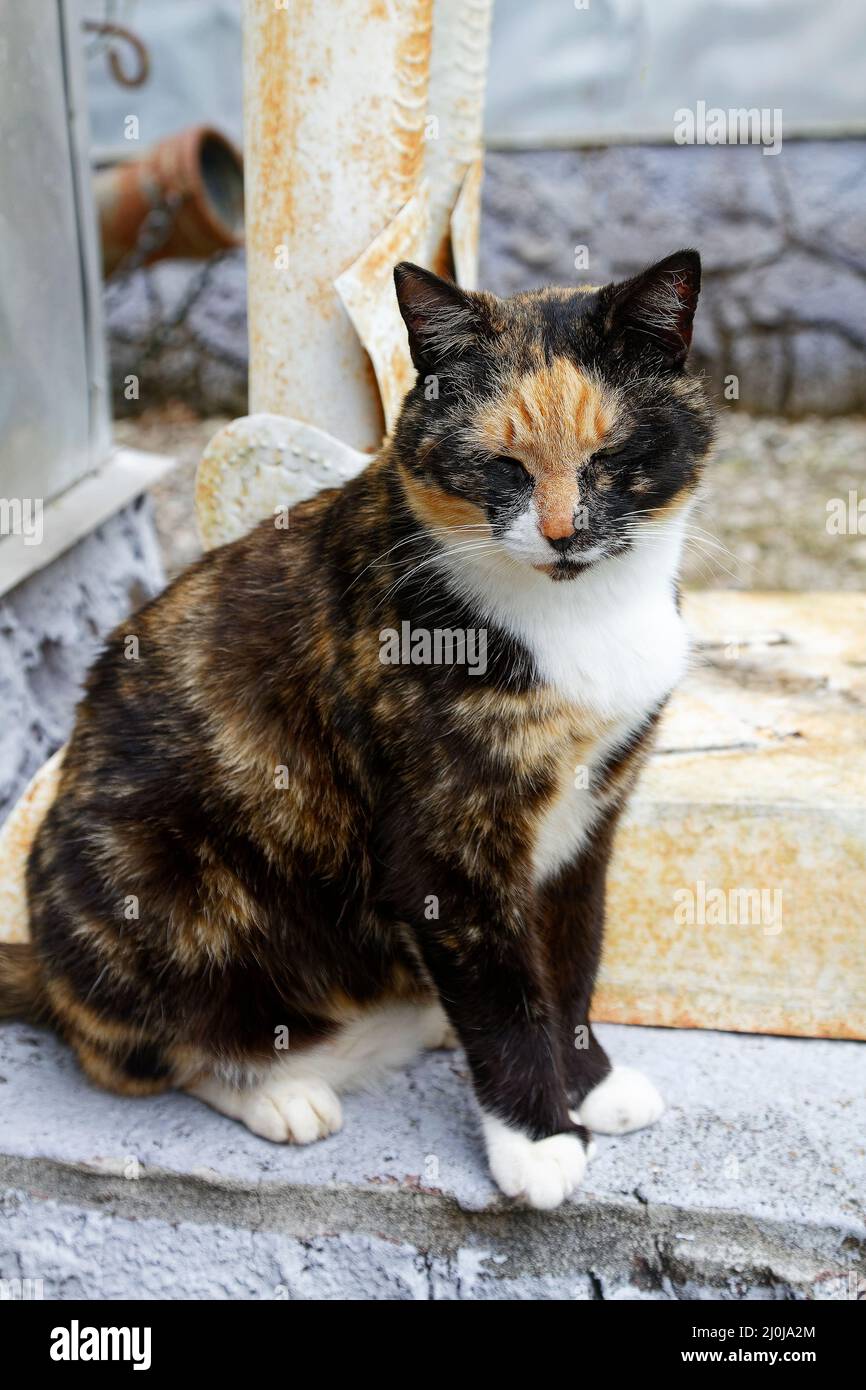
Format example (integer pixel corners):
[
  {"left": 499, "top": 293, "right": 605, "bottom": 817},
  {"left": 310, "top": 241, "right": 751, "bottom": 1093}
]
[{"left": 539, "top": 513, "right": 576, "bottom": 541}]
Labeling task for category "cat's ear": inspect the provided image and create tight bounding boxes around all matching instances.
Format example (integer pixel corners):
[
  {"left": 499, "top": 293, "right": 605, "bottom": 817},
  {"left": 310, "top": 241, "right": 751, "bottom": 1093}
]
[
  {"left": 600, "top": 249, "right": 701, "bottom": 368},
  {"left": 394, "top": 262, "right": 487, "bottom": 372}
]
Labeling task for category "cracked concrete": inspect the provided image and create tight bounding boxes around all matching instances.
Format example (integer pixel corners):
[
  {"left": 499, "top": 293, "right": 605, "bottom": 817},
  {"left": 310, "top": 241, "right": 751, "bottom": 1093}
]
[{"left": 1, "top": 1019, "right": 862, "bottom": 1299}]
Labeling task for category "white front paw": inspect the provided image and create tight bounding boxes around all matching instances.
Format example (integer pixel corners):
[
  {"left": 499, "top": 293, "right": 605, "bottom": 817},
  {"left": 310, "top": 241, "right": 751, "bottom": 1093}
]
[
  {"left": 241, "top": 1076, "right": 343, "bottom": 1145},
  {"left": 481, "top": 1113, "right": 587, "bottom": 1210},
  {"left": 574, "top": 1065, "right": 664, "bottom": 1135}
]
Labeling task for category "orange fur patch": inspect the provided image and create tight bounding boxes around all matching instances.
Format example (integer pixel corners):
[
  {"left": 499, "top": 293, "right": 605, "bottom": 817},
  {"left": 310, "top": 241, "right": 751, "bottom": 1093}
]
[
  {"left": 474, "top": 360, "right": 617, "bottom": 539},
  {"left": 399, "top": 464, "right": 490, "bottom": 534},
  {"left": 45, "top": 974, "right": 142, "bottom": 1047}
]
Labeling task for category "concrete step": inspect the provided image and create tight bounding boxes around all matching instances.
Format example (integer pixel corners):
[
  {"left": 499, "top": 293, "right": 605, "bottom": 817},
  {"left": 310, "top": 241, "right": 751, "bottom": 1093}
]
[
  {"left": 597, "top": 591, "right": 866, "bottom": 1039},
  {"left": 0, "top": 1019, "right": 862, "bottom": 1300}
]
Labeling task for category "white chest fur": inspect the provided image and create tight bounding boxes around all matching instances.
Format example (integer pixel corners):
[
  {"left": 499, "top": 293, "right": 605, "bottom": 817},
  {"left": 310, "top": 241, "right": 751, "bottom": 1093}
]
[
  {"left": 443, "top": 516, "right": 690, "bottom": 882},
  {"left": 529, "top": 718, "right": 643, "bottom": 883}
]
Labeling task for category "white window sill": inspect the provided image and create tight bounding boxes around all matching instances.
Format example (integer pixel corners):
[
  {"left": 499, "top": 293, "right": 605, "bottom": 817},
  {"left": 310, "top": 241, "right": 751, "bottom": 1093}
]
[{"left": 0, "top": 447, "right": 175, "bottom": 599}]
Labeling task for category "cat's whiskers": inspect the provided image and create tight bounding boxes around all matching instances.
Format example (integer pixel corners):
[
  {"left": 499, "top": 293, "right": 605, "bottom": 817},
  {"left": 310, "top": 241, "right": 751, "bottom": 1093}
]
[
  {"left": 375, "top": 537, "right": 526, "bottom": 682},
  {"left": 340, "top": 532, "right": 437, "bottom": 597},
  {"left": 374, "top": 537, "right": 507, "bottom": 614},
  {"left": 341, "top": 523, "right": 495, "bottom": 600},
  {"left": 618, "top": 522, "right": 746, "bottom": 585}
]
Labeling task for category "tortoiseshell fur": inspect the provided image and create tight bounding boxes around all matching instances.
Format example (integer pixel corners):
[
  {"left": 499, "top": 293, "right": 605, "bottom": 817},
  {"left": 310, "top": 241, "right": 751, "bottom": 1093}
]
[{"left": 3, "top": 251, "right": 714, "bottom": 1206}]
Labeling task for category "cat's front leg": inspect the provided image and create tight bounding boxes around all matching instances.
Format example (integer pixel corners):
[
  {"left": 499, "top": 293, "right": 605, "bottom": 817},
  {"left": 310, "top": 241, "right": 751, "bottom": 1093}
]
[
  {"left": 540, "top": 816, "right": 664, "bottom": 1136},
  {"left": 405, "top": 874, "right": 592, "bottom": 1210},
  {"left": 450, "top": 979, "right": 591, "bottom": 1211}
]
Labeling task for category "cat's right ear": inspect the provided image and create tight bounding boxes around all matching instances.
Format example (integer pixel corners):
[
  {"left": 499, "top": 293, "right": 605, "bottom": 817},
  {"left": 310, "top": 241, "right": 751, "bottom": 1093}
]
[{"left": 394, "top": 262, "right": 486, "bottom": 373}]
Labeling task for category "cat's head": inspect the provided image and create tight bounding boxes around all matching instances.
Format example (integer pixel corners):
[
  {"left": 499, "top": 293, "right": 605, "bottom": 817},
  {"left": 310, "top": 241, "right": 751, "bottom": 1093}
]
[{"left": 392, "top": 251, "right": 714, "bottom": 581}]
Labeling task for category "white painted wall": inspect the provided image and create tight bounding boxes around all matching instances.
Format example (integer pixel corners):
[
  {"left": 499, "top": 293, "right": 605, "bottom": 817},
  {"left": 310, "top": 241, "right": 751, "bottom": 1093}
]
[{"left": 83, "top": 0, "right": 866, "bottom": 155}]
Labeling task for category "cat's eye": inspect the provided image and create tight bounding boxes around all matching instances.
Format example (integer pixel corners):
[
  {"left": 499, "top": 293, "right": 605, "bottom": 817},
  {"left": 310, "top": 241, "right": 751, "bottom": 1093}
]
[
  {"left": 491, "top": 455, "right": 531, "bottom": 486},
  {"left": 594, "top": 443, "right": 628, "bottom": 461}
]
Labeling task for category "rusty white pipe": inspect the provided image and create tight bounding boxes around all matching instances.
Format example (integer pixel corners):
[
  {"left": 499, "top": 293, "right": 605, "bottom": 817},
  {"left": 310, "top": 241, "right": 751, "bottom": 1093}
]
[
  {"left": 199, "top": 0, "right": 493, "bottom": 550},
  {"left": 421, "top": 0, "right": 493, "bottom": 281},
  {"left": 328, "top": 0, "right": 493, "bottom": 433},
  {"left": 243, "top": 0, "right": 434, "bottom": 454}
]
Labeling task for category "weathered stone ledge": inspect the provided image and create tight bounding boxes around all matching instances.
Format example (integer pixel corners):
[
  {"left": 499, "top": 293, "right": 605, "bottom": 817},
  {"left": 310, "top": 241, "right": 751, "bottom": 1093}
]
[{"left": 1, "top": 1021, "right": 862, "bottom": 1299}]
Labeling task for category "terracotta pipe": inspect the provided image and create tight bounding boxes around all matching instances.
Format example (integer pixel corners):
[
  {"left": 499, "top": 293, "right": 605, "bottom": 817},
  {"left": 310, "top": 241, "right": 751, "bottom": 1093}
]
[{"left": 94, "top": 124, "right": 244, "bottom": 275}]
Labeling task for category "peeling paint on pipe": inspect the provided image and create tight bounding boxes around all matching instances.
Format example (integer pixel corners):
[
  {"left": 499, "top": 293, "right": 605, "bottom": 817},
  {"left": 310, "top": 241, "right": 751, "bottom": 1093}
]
[
  {"left": 242, "top": 0, "right": 492, "bottom": 451},
  {"left": 243, "top": 0, "right": 433, "bottom": 452}
]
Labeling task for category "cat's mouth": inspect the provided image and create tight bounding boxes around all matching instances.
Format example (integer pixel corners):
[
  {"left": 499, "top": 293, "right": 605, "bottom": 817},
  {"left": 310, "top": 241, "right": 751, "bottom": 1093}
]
[
  {"left": 533, "top": 558, "right": 595, "bottom": 581},
  {"left": 532, "top": 547, "right": 607, "bottom": 581}
]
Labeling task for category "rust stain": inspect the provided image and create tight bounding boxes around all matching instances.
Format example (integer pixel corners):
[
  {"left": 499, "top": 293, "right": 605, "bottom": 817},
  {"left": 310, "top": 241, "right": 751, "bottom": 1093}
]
[
  {"left": 390, "top": 0, "right": 433, "bottom": 204},
  {"left": 247, "top": 5, "right": 296, "bottom": 256}
]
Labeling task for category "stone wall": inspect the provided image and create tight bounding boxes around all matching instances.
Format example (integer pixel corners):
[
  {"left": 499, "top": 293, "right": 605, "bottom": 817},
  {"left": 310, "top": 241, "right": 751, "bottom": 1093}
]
[
  {"left": 482, "top": 141, "right": 866, "bottom": 416},
  {"left": 104, "top": 252, "right": 248, "bottom": 421},
  {"left": 105, "top": 140, "right": 866, "bottom": 419}
]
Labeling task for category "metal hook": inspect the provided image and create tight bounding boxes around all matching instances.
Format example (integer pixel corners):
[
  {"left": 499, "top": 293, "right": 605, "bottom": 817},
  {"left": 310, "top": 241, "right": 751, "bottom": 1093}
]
[{"left": 83, "top": 20, "right": 150, "bottom": 88}]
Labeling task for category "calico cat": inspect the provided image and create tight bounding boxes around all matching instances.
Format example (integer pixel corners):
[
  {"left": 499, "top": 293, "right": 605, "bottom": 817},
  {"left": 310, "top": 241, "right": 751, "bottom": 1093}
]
[{"left": 0, "top": 250, "right": 713, "bottom": 1210}]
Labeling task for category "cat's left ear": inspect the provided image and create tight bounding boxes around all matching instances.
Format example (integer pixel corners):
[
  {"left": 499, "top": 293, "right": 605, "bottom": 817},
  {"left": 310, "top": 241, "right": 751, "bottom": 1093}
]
[
  {"left": 394, "top": 262, "right": 490, "bottom": 373},
  {"left": 600, "top": 249, "right": 701, "bottom": 368}
]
